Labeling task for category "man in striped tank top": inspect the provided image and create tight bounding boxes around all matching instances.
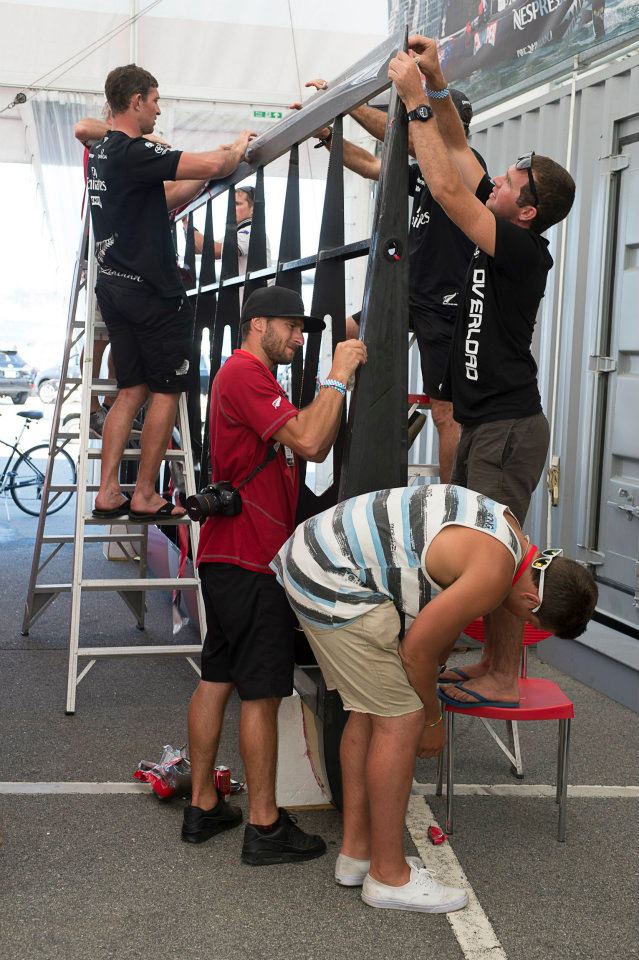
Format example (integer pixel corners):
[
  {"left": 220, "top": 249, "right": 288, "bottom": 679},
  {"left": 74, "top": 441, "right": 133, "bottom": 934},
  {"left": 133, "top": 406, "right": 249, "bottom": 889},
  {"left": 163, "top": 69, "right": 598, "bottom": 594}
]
[{"left": 272, "top": 483, "right": 596, "bottom": 913}]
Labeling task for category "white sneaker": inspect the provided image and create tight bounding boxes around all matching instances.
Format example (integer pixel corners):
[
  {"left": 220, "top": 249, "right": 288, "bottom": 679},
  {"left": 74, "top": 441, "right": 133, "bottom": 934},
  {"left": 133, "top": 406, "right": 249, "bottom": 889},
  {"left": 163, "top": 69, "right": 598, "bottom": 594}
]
[
  {"left": 361, "top": 861, "right": 468, "bottom": 913},
  {"left": 335, "top": 854, "right": 423, "bottom": 887}
]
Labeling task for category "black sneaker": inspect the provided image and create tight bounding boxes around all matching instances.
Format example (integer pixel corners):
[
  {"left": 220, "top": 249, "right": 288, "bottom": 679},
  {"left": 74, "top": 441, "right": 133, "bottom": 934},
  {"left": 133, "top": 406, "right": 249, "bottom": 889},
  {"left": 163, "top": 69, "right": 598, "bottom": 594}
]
[
  {"left": 181, "top": 799, "right": 243, "bottom": 844},
  {"left": 241, "top": 808, "right": 327, "bottom": 866}
]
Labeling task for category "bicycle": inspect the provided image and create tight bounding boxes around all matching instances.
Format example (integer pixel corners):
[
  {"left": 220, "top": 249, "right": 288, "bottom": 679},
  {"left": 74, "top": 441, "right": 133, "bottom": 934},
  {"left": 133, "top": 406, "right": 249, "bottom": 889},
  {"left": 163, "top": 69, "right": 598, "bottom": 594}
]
[{"left": 0, "top": 409, "right": 76, "bottom": 516}]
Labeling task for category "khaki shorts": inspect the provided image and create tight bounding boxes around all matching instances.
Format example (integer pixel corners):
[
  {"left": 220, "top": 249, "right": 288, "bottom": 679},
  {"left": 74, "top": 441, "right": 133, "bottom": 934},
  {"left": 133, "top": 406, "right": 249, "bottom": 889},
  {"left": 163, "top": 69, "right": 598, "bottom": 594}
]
[{"left": 298, "top": 601, "right": 423, "bottom": 717}]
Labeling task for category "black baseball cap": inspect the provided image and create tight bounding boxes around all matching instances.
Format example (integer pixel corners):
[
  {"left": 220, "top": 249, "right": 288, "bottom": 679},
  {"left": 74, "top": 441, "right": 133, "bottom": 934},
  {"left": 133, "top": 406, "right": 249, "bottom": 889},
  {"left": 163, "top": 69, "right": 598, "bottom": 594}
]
[
  {"left": 241, "top": 286, "right": 326, "bottom": 333},
  {"left": 450, "top": 88, "right": 473, "bottom": 127}
]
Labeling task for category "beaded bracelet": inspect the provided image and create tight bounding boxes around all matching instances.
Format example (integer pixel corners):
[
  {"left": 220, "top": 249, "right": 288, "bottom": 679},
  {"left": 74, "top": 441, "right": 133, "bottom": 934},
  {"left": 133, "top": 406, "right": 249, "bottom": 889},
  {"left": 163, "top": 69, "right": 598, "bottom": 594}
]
[
  {"left": 321, "top": 378, "right": 347, "bottom": 396},
  {"left": 426, "top": 86, "right": 450, "bottom": 100}
]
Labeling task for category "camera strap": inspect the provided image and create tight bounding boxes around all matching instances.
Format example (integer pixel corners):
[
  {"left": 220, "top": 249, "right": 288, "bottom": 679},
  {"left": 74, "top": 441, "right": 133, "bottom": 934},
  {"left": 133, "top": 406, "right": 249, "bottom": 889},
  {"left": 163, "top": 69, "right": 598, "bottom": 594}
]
[{"left": 234, "top": 443, "right": 280, "bottom": 492}]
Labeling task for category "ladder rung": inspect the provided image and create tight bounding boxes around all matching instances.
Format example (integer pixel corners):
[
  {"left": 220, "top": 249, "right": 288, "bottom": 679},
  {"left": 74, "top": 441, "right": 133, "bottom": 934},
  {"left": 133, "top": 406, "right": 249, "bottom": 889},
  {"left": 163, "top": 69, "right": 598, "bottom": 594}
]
[
  {"left": 76, "top": 644, "right": 202, "bottom": 657},
  {"left": 43, "top": 533, "right": 144, "bottom": 544},
  {"left": 86, "top": 449, "right": 185, "bottom": 460},
  {"left": 58, "top": 431, "right": 141, "bottom": 441},
  {"left": 81, "top": 578, "right": 199, "bottom": 590},
  {"left": 49, "top": 484, "right": 137, "bottom": 492},
  {"left": 85, "top": 514, "right": 190, "bottom": 525},
  {"left": 34, "top": 578, "right": 199, "bottom": 593},
  {"left": 73, "top": 320, "right": 107, "bottom": 331},
  {"left": 66, "top": 378, "right": 119, "bottom": 394}
]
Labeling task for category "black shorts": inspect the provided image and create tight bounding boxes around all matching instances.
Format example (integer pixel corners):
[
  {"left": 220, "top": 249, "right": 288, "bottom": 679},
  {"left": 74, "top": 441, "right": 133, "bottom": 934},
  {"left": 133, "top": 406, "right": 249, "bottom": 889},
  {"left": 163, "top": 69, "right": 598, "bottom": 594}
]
[
  {"left": 451, "top": 412, "right": 550, "bottom": 526},
  {"left": 199, "top": 563, "right": 298, "bottom": 700},
  {"left": 411, "top": 309, "right": 454, "bottom": 400},
  {"left": 351, "top": 307, "right": 452, "bottom": 400},
  {"left": 95, "top": 277, "right": 194, "bottom": 394}
]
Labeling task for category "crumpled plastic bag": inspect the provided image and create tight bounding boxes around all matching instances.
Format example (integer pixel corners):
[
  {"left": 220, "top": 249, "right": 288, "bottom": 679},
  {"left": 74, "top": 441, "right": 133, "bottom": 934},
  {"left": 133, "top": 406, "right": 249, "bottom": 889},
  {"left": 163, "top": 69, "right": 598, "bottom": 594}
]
[{"left": 133, "top": 744, "right": 192, "bottom": 800}]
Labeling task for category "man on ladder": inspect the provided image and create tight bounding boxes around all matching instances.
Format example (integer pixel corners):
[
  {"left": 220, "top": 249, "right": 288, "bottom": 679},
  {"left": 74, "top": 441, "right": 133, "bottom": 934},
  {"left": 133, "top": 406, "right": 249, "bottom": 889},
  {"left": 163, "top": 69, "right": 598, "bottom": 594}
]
[{"left": 86, "top": 62, "right": 254, "bottom": 521}]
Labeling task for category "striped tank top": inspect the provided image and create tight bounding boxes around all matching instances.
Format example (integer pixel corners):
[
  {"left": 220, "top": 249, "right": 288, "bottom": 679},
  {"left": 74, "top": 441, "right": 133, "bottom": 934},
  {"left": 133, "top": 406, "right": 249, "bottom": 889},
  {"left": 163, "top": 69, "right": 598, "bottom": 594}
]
[{"left": 270, "top": 483, "right": 522, "bottom": 628}]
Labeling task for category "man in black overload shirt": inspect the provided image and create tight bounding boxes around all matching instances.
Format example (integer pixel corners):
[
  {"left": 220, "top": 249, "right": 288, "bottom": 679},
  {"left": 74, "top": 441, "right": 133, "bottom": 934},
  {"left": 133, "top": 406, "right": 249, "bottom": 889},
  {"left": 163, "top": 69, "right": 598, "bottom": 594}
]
[
  {"left": 87, "top": 63, "right": 253, "bottom": 522},
  {"left": 390, "top": 39, "right": 575, "bottom": 711}
]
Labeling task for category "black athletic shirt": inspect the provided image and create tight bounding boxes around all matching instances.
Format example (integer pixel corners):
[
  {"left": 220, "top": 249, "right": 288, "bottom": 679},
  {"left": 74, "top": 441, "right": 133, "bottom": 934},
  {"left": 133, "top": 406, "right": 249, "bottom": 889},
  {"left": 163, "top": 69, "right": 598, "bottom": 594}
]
[
  {"left": 408, "top": 147, "right": 487, "bottom": 322},
  {"left": 441, "top": 173, "right": 553, "bottom": 426},
  {"left": 87, "top": 131, "right": 184, "bottom": 298}
]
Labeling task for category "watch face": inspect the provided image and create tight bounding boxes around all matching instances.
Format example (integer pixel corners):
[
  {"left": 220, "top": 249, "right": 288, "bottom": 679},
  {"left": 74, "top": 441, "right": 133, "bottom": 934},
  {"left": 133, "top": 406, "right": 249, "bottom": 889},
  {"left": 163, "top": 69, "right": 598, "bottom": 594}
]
[{"left": 417, "top": 105, "right": 431, "bottom": 120}]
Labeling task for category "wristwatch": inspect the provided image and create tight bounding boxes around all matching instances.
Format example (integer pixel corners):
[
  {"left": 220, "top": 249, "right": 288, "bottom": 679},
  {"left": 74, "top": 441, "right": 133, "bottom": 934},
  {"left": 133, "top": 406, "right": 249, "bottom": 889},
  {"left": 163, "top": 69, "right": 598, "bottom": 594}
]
[{"left": 406, "top": 104, "right": 433, "bottom": 123}]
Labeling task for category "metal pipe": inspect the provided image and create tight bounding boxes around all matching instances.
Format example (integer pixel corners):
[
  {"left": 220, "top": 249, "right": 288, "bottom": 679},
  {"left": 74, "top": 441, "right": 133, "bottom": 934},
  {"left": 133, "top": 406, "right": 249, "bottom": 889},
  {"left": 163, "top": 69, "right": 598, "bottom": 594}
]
[
  {"left": 445, "top": 711, "right": 455, "bottom": 835},
  {"left": 546, "top": 56, "right": 578, "bottom": 548}
]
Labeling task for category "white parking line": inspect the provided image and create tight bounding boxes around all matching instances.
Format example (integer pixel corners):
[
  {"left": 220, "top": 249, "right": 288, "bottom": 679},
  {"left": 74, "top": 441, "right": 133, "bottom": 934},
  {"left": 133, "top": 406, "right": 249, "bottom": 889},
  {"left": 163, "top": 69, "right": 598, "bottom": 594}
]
[
  {"left": 410, "top": 781, "right": 639, "bottom": 798},
  {"left": 1, "top": 781, "right": 637, "bottom": 796},
  {"left": 406, "top": 795, "right": 508, "bottom": 960},
  {"left": 0, "top": 782, "right": 152, "bottom": 794}
]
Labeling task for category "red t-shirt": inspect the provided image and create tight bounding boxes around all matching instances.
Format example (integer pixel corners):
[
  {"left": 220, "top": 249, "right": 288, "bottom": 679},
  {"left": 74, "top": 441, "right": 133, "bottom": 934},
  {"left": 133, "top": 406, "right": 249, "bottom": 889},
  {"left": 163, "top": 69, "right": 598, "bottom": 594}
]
[{"left": 197, "top": 349, "right": 300, "bottom": 573}]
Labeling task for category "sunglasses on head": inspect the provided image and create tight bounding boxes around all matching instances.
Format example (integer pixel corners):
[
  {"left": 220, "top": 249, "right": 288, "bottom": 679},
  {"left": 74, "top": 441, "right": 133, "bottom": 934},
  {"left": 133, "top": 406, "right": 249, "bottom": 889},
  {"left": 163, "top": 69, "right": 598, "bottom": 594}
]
[
  {"left": 515, "top": 151, "right": 539, "bottom": 207},
  {"left": 531, "top": 547, "right": 563, "bottom": 614}
]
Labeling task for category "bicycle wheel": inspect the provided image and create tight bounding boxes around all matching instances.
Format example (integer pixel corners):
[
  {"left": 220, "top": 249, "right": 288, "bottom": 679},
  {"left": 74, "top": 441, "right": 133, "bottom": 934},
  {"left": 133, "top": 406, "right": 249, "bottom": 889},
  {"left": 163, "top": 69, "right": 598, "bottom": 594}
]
[{"left": 10, "top": 444, "right": 76, "bottom": 516}]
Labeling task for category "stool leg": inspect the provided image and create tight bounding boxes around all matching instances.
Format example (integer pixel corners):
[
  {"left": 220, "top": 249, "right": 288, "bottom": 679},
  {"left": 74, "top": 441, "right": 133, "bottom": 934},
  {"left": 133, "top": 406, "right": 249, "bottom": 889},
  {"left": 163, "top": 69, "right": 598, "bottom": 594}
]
[
  {"left": 445, "top": 711, "right": 455, "bottom": 835},
  {"left": 507, "top": 720, "right": 524, "bottom": 779},
  {"left": 556, "top": 719, "right": 564, "bottom": 803},
  {"left": 557, "top": 718, "right": 571, "bottom": 842},
  {"left": 435, "top": 744, "right": 444, "bottom": 796}
]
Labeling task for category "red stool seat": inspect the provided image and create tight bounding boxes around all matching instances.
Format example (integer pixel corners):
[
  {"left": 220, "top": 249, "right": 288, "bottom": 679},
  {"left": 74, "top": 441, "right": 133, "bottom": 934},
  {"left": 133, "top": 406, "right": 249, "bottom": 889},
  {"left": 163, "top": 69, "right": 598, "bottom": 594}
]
[{"left": 441, "top": 677, "right": 574, "bottom": 722}]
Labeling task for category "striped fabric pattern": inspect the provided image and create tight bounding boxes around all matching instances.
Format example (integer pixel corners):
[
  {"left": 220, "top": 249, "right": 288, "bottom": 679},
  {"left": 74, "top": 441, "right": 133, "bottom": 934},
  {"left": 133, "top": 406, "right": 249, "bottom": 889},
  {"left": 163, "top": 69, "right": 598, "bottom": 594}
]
[{"left": 271, "top": 484, "right": 521, "bottom": 628}]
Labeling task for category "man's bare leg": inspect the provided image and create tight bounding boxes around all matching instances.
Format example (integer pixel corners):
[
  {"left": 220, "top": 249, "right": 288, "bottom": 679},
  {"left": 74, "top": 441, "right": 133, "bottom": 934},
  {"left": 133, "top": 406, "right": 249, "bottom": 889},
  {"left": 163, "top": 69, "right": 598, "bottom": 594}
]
[
  {"left": 440, "top": 605, "right": 522, "bottom": 704},
  {"left": 430, "top": 398, "right": 460, "bottom": 485},
  {"left": 188, "top": 679, "right": 234, "bottom": 809},
  {"left": 340, "top": 711, "right": 373, "bottom": 860},
  {"left": 83, "top": 338, "right": 109, "bottom": 414},
  {"left": 129, "top": 390, "right": 185, "bottom": 516},
  {"left": 367, "top": 708, "right": 425, "bottom": 885},
  {"left": 240, "top": 697, "right": 281, "bottom": 825},
  {"left": 94, "top": 383, "right": 148, "bottom": 512}
]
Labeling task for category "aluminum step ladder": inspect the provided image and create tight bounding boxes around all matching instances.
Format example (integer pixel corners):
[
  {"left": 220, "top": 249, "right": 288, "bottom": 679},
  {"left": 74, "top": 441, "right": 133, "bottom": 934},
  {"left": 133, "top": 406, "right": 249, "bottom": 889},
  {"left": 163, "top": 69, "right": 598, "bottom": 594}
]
[{"left": 22, "top": 214, "right": 206, "bottom": 714}]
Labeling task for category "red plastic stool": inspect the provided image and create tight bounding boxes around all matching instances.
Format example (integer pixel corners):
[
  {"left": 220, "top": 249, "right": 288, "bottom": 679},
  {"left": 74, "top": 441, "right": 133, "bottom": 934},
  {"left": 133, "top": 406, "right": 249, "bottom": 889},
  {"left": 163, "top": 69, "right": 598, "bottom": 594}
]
[{"left": 439, "top": 676, "right": 574, "bottom": 841}]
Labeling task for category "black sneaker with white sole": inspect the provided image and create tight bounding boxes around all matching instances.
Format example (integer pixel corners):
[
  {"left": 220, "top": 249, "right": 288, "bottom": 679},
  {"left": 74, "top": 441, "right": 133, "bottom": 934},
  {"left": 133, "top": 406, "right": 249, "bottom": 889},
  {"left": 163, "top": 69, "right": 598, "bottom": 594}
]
[
  {"left": 181, "top": 799, "right": 243, "bottom": 844},
  {"left": 241, "top": 808, "right": 327, "bottom": 866}
]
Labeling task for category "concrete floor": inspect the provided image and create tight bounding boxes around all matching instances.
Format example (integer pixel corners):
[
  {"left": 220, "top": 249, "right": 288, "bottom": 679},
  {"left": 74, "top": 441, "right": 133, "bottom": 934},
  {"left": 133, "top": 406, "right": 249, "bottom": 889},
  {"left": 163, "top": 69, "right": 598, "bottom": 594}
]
[{"left": 2, "top": 494, "right": 638, "bottom": 960}]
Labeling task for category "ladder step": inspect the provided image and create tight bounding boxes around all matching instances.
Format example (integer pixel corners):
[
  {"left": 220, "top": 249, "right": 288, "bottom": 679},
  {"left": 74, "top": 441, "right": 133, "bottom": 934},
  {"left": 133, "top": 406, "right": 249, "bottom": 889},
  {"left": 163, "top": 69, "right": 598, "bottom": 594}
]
[
  {"left": 50, "top": 484, "right": 137, "bottom": 492},
  {"left": 73, "top": 319, "right": 107, "bottom": 331},
  {"left": 66, "top": 378, "right": 118, "bottom": 394},
  {"left": 85, "top": 514, "right": 191, "bottom": 525},
  {"left": 34, "top": 578, "right": 199, "bottom": 593},
  {"left": 43, "top": 533, "right": 144, "bottom": 544},
  {"left": 82, "top": 578, "right": 199, "bottom": 590},
  {"left": 86, "top": 448, "right": 185, "bottom": 460},
  {"left": 76, "top": 644, "right": 202, "bottom": 657}
]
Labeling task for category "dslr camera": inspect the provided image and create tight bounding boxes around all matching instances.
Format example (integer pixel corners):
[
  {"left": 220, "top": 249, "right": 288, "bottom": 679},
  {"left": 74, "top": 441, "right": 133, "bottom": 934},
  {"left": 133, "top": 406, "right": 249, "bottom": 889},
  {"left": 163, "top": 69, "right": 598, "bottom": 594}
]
[{"left": 185, "top": 481, "right": 242, "bottom": 521}]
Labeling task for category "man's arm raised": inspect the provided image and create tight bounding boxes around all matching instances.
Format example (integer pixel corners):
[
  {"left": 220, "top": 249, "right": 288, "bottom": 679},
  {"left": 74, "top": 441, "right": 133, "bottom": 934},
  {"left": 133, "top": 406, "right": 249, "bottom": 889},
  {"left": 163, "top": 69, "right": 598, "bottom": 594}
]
[
  {"left": 389, "top": 51, "right": 497, "bottom": 257},
  {"left": 272, "top": 339, "right": 367, "bottom": 461},
  {"left": 164, "top": 131, "right": 254, "bottom": 210},
  {"left": 408, "top": 35, "right": 485, "bottom": 192}
]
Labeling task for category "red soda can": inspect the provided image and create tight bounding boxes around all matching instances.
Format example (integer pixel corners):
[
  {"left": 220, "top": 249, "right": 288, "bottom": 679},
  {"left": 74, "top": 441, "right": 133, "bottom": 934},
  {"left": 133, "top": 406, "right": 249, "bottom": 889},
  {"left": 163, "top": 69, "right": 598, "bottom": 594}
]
[
  {"left": 214, "top": 765, "right": 231, "bottom": 800},
  {"left": 427, "top": 825, "right": 447, "bottom": 845}
]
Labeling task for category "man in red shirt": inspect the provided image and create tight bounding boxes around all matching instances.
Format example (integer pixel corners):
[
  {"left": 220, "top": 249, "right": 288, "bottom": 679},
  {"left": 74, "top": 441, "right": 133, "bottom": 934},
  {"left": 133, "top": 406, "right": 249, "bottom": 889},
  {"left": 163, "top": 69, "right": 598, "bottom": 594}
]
[{"left": 183, "top": 286, "right": 367, "bottom": 865}]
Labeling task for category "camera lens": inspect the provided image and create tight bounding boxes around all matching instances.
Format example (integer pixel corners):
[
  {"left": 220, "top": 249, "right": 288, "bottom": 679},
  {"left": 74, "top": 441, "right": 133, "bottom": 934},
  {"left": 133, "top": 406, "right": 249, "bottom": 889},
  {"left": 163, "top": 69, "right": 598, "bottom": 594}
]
[{"left": 185, "top": 490, "right": 219, "bottom": 521}]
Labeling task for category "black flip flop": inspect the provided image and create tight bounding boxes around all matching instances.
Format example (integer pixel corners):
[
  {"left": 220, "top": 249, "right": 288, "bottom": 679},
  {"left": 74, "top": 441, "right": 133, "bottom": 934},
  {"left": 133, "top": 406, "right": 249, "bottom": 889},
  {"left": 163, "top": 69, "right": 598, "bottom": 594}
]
[
  {"left": 92, "top": 494, "right": 131, "bottom": 519},
  {"left": 128, "top": 499, "right": 187, "bottom": 523}
]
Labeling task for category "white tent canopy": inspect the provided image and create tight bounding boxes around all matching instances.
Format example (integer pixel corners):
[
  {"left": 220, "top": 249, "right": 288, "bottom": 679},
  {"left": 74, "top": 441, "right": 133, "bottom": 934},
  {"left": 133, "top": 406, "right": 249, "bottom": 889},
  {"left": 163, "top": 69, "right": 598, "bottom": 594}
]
[{"left": 0, "top": 0, "right": 388, "bottom": 163}]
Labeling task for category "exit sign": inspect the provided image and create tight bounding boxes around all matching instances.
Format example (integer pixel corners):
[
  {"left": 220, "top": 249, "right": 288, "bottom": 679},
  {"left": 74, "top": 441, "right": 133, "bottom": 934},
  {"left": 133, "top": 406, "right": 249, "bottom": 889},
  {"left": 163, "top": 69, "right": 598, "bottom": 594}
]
[{"left": 253, "top": 109, "right": 283, "bottom": 120}]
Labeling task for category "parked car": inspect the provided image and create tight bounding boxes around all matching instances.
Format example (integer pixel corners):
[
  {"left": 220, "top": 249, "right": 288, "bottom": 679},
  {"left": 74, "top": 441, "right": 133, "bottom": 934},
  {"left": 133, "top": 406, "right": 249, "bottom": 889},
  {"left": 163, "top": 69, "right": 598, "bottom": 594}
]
[
  {"left": 35, "top": 355, "right": 80, "bottom": 403},
  {"left": 0, "top": 349, "right": 35, "bottom": 405}
]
